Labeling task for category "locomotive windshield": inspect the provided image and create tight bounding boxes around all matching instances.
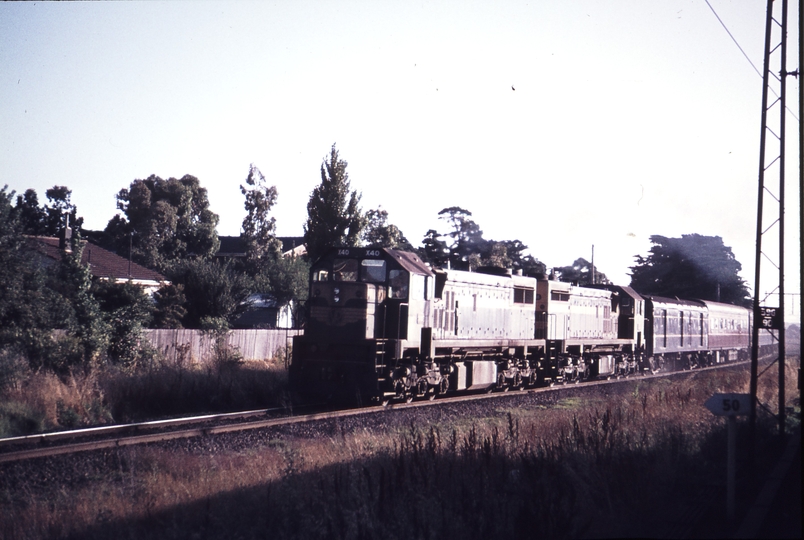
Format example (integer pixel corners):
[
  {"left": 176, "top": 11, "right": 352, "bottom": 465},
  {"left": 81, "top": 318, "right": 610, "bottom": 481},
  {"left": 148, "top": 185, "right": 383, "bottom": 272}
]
[
  {"left": 328, "top": 258, "right": 388, "bottom": 283},
  {"left": 361, "top": 259, "right": 386, "bottom": 282},
  {"left": 333, "top": 259, "right": 358, "bottom": 281},
  {"left": 313, "top": 257, "right": 399, "bottom": 289}
]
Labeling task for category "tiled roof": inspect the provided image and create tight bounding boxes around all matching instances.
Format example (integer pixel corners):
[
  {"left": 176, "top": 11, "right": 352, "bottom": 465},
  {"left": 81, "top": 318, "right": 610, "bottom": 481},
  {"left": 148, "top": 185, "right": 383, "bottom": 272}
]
[{"left": 29, "top": 237, "right": 166, "bottom": 283}]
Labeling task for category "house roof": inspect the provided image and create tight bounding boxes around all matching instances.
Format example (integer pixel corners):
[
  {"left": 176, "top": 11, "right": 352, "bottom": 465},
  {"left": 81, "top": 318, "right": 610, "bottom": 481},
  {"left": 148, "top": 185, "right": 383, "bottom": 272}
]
[
  {"left": 29, "top": 236, "right": 166, "bottom": 283},
  {"left": 216, "top": 235, "right": 305, "bottom": 257},
  {"left": 217, "top": 235, "right": 247, "bottom": 257}
]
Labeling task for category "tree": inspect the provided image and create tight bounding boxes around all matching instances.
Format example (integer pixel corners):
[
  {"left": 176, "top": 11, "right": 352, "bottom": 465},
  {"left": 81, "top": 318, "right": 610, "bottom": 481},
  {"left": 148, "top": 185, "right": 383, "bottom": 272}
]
[
  {"left": 151, "top": 283, "right": 187, "bottom": 329},
  {"left": 629, "top": 234, "right": 750, "bottom": 306},
  {"left": 91, "top": 280, "right": 154, "bottom": 366},
  {"left": 418, "top": 209, "right": 546, "bottom": 274},
  {"left": 421, "top": 229, "right": 450, "bottom": 268},
  {"left": 44, "top": 186, "right": 83, "bottom": 236},
  {"left": 11, "top": 186, "right": 83, "bottom": 237},
  {"left": 255, "top": 256, "right": 310, "bottom": 309},
  {"left": 438, "top": 206, "right": 487, "bottom": 270},
  {"left": 2, "top": 186, "right": 84, "bottom": 371},
  {"left": 240, "top": 164, "right": 282, "bottom": 275},
  {"left": 304, "top": 145, "right": 366, "bottom": 262},
  {"left": 362, "top": 207, "right": 413, "bottom": 250},
  {"left": 167, "top": 259, "right": 254, "bottom": 329},
  {"left": 495, "top": 240, "right": 547, "bottom": 276},
  {"left": 50, "top": 232, "right": 111, "bottom": 369},
  {"left": 3, "top": 186, "right": 119, "bottom": 372},
  {"left": 554, "top": 258, "right": 610, "bottom": 285},
  {"left": 106, "top": 175, "right": 220, "bottom": 273},
  {"left": 13, "top": 189, "right": 47, "bottom": 235}
]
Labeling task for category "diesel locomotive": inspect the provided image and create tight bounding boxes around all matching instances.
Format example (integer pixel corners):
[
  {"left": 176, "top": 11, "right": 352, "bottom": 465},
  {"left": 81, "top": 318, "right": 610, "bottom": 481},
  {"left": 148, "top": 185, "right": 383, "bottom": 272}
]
[{"left": 289, "top": 247, "right": 770, "bottom": 404}]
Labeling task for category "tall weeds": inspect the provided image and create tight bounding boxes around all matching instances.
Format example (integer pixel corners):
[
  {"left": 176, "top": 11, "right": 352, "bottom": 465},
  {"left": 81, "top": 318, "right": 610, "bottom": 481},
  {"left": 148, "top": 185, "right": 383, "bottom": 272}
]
[{"left": 0, "top": 345, "right": 290, "bottom": 437}]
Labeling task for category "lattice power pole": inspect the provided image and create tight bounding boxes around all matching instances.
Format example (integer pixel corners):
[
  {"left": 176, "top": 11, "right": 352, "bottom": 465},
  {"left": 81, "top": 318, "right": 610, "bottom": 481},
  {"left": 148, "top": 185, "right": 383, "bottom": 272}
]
[{"left": 749, "top": 0, "right": 798, "bottom": 444}]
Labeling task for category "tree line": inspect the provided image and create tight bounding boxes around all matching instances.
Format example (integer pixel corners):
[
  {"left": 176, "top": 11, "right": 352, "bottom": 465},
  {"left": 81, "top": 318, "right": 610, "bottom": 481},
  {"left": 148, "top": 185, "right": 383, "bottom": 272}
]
[{"left": 0, "top": 143, "right": 750, "bottom": 374}]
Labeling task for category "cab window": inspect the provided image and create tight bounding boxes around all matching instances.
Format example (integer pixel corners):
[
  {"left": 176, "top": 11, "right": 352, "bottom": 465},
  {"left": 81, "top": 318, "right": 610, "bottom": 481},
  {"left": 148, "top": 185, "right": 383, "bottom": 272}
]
[
  {"left": 333, "top": 259, "right": 358, "bottom": 281},
  {"left": 312, "top": 269, "right": 329, "bottom": 282},
  {"left": 361, "top": 259, "right": 386, "bottom": 283},
  {"left": 389, "top": 269, "right": 409, "bottom": 299}
]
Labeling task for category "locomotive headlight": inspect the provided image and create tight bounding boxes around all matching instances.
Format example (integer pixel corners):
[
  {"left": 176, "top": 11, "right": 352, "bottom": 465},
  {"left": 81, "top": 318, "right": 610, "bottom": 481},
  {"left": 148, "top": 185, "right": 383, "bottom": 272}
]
[
  {"left": 334, "top": 296, "right": 340, "bottom": 303},
  {"left": 334, "top": 288, "right": 340, "bottom": 295}
]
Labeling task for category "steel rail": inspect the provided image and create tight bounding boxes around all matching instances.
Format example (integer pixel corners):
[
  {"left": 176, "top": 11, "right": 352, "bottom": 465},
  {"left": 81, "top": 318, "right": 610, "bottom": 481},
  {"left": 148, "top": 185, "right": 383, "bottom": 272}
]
[
  {"left": 0, "top": 407, "right": 285, "bottom": 449},
  {"left": 0, "top": 406, "right": 380, "bottom": 464}
]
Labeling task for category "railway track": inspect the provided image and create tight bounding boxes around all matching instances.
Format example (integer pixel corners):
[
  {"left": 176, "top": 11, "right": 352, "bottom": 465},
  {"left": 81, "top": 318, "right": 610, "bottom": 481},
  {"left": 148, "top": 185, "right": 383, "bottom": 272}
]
[{"left": 0, "top": 358, "right": 764, "bottom": 464}]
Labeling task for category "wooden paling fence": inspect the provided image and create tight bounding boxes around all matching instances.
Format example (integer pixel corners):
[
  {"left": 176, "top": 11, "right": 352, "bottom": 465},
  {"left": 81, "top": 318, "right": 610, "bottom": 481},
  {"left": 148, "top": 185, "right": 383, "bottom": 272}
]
[{"left": 142, "top": 329, "right": 302, "bottom": 365}]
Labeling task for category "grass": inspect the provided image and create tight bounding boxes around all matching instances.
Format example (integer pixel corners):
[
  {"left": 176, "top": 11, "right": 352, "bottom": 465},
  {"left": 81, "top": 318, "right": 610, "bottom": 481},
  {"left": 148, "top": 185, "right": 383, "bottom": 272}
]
[
  {"left": 0, "top": 361, "right": 799, "bottom": 539},
  {"left": 0, "top": 350, "right": 290, "bottom": 438}
]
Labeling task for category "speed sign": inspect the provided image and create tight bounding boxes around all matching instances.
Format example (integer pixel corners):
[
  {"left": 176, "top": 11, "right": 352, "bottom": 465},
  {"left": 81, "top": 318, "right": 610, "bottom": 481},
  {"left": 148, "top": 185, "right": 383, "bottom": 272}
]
[{"left": 704, "top": 393, "right": 751, "bottom": 416}]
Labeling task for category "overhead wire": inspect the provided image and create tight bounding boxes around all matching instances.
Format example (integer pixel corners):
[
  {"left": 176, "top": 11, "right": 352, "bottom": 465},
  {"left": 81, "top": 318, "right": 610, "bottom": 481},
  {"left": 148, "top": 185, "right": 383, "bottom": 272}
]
[{"left": 704, "top": 0, "right": 800, "bottom": 122}]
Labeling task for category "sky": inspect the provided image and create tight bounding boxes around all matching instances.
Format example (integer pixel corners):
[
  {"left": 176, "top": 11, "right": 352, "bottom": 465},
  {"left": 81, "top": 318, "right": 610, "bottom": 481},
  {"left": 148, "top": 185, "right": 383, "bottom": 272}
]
[{"left": 0, "top": 1, "right": 801, "bottom": 320}]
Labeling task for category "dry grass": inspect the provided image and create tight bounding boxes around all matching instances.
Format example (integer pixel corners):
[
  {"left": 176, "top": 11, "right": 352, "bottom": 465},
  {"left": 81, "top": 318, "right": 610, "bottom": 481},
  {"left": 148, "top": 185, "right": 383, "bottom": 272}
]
[
  {"left": 0, "top": 352, "right": 290, "bottom": 437},
  {"left": 1, "top": 362, "right": 799, "bottom": 539}
]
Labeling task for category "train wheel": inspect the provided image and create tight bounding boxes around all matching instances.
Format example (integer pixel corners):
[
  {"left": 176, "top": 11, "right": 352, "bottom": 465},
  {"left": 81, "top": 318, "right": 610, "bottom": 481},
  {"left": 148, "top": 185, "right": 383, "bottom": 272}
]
[
  {"left": 439, "top": 379, "right": 449, "bottom": 395},
  {"left": 416, "top": 380, "right": 428, "bottom": 400}
]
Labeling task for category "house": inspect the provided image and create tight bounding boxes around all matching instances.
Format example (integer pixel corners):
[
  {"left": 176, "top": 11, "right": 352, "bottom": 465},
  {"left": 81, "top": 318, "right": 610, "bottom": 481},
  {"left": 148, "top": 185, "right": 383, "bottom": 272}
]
[
  {"left": 216, "top": 235, "right": 305, "bottom": 329},
  {"left": 231, "top": 294, "right": 294, "bottom": 329},
  {"left": 29, "top": 233, "right": 167, "bottom": 294}
]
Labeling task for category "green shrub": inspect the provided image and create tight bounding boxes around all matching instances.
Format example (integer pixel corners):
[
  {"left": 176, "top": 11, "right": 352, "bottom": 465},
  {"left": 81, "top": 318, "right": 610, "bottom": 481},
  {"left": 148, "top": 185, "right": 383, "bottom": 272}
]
[{"left": 0, "top": 400, "right": 46, "bottom": 437}]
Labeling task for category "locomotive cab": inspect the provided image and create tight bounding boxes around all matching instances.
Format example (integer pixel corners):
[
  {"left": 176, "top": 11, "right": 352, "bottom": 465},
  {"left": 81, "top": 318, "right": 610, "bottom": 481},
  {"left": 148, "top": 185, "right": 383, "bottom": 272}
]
[{"left": 306, "top": 248, "right": 433, "bottom": 344}]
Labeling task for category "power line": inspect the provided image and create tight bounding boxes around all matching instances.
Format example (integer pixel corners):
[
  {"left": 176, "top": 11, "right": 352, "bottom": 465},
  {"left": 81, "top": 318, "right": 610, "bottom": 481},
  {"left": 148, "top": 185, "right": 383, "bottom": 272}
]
[
  {"left": 705, "top": 0, "right": 800, "bottom": 122},
  {"left": 705, "top": 0, "right": 764, "bottom": 80}
]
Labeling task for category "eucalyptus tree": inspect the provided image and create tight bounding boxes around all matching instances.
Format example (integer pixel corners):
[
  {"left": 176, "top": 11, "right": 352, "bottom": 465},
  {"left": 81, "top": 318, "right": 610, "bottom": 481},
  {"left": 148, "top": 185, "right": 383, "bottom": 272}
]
[
  {"left": 106, "top": 175, "right": 219, "bottom": 273},
  {"left": 630, "top": 234, "right": 750, "bottom": 306}
]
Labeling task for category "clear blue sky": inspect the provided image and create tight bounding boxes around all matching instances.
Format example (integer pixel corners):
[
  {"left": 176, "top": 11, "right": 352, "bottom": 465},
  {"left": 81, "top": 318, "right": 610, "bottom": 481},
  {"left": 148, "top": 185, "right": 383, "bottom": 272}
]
[{"left": 0, "top": 1, "right": 800, "bottom": 316}]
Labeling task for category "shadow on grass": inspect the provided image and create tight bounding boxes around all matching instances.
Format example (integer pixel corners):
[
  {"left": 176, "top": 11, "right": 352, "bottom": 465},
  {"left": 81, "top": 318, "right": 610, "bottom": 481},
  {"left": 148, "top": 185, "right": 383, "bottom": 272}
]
[{"left": 62, "top": 417, "right": 796, "bottom": 540}]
